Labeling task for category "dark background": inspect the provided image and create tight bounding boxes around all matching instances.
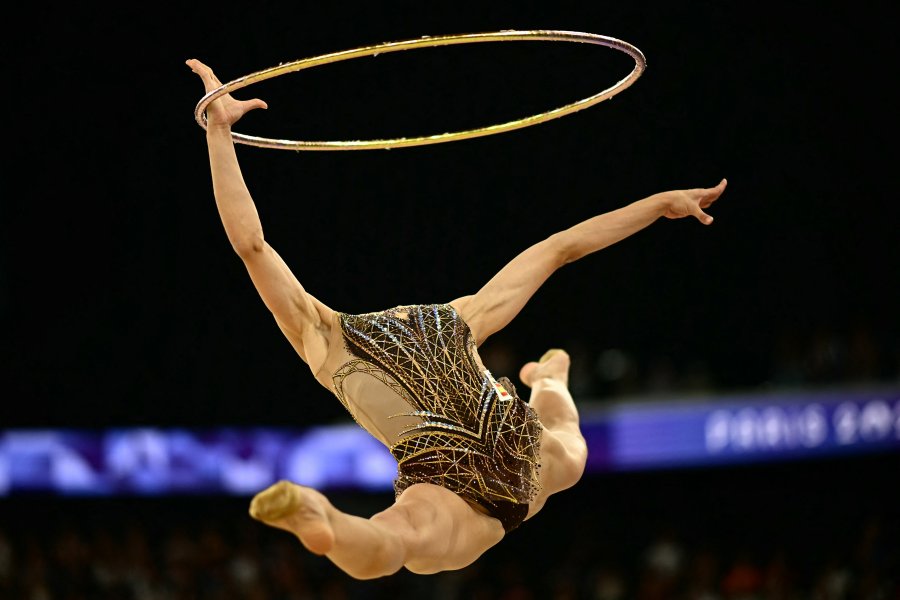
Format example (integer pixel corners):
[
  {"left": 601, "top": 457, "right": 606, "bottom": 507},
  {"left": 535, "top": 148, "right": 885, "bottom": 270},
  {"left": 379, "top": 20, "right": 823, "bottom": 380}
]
[
  {"left": 4, "top": 1, "right": 898, "bottom": 430},
  {"left": 2, "top": 3, "right": 899, "bottom": 598}
]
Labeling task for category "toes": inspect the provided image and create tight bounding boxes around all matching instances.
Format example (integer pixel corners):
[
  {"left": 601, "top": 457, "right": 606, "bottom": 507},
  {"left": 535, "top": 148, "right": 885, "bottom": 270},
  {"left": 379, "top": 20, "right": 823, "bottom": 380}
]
[
  {"left": 519, "top": 349, "right": 571, "bottom": 387},
  {"left": 519, "top": 361, "right": 539, "bottom": 387},
  {"left": 539, "top": 348, "right": 568, "bottom": 363},
  {"left": 249, "top": 480, "right": 299, "bottom": 522}
]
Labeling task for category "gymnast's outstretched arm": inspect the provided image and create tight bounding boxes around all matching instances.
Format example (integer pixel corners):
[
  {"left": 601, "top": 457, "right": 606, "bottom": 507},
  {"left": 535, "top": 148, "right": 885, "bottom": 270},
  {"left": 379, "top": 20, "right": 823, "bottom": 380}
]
[
  {"left": 452, "top": 180, "right": 727, "bottom": 345},
  {"left": 187, "top": 59, "right": 333, "bottom": 372}
]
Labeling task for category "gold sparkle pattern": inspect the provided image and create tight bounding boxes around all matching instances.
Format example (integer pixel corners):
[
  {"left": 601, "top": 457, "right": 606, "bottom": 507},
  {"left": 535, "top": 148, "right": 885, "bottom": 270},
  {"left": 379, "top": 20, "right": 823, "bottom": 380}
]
[{"left": 332, "top": 304, "right": 541, "bottom": 530}]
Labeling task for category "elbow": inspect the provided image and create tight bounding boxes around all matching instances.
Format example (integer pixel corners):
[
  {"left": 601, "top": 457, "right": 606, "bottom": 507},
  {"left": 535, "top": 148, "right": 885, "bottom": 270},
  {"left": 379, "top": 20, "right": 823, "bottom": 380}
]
[
  {"left": 230, "top": 231, "right": 266, "bottom": 259},
  {"left": 547, "top": 232, "right": 579, "bottom": 265}
]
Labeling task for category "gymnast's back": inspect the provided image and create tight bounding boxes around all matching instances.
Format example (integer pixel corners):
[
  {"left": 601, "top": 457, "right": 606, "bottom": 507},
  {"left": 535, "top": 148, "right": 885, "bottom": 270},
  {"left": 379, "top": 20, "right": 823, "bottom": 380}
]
[{"left": 311, "top": 303, "right": 494, "bottom": 447}]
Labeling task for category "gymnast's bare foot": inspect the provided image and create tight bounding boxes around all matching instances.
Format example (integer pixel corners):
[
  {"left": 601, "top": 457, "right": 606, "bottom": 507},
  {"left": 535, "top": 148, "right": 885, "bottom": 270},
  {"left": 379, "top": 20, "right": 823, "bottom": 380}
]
[
  {"left": 249, "top": 480, "right": 335, "bottom": 555},
  {"left": 518, "top": 348, "right": 570, "bottom": 388}
]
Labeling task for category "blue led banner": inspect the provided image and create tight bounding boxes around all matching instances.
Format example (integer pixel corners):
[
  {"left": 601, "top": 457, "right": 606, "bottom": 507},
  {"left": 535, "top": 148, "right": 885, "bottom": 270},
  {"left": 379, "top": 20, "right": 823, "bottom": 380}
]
[
  {"left": 584, "top": 387, "right": 900, "bottom": 471},
  {"left": 0, "top": 425, "right": 397, "bottom": 496},
  {"left": 1, "top": 387, "right": 898, "bottom": 496}
]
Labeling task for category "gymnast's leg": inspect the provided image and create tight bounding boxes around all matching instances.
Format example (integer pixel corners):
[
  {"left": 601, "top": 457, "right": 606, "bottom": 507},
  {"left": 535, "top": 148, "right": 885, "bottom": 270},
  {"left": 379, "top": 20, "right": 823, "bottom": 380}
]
[
  {"left": 249, "top": 480, "right": 505, "bottom": 579},
  {"left": 519, "top": 349, "right": 588, "bottom": 518}
]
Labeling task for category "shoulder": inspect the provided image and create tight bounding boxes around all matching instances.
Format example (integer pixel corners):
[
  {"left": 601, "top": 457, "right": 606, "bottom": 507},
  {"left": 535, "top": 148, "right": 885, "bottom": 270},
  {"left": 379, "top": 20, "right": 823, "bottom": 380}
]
[
  {"left": 446, "top": 295, "right": 473, "bottom": 323},
  {"left": 448, "top": 295, "right": 488, "bottom": 345}
]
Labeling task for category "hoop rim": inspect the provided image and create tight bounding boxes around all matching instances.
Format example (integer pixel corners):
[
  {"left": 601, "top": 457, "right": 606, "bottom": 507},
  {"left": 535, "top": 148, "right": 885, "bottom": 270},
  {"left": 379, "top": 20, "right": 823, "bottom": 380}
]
[{"left": 193, "top": 29, "right": 647, "bottom": 151}]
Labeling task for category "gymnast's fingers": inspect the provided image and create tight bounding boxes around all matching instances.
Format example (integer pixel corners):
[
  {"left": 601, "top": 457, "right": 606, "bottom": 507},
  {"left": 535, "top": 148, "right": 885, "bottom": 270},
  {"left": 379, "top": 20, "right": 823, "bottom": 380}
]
[
  {"left": 697, "top": 210, "right": 714, "bottom": 225},
  {"left": 185, "top": 59, "right": 223, "bottom": 92},
  {"left": 707, "top": 178, "right": 727, "bottom": 200},
  {"left": 693, "top": 203, "right": 714, "bottom": 225},
  {"left": 242, "top": 98, "right": 269, "bottom": 112},
  {"left": 699, "top": 178, "right": 727, "bottom": 208}
]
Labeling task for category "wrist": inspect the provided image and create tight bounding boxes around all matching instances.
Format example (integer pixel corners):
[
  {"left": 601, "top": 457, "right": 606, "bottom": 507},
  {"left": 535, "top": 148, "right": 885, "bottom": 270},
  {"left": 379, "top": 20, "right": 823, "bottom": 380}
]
[
  {"left": 206, "top": 122, "right": 233, "bottom": 138},
  {"left": 641, "top": 194, "right": 670, "bottom": 217}
]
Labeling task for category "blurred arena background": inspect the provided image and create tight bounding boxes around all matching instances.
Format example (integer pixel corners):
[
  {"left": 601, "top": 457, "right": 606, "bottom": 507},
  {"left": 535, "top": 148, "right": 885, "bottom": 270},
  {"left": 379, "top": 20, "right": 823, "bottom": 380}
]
[{"left": 3, "top": 2, "right": 898, "bottom": 599}]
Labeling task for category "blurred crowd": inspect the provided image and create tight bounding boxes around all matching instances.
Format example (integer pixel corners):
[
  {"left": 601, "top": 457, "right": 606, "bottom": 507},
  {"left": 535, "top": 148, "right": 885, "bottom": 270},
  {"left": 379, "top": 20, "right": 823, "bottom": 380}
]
[
  {"left": 480, "top": 320, "right": 900, "bottom": 401},
  {"left": 1, "top": 460, "right": 897, "bottom": 600},
  {"left": 2, "top": 313, "right": 898, "bottom": 600}
]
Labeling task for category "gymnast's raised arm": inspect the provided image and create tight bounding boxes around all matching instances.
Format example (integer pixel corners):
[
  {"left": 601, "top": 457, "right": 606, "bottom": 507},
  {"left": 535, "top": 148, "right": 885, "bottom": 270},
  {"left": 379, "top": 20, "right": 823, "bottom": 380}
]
[
  {"left": 452, "top": 179, "right": 727, "bottom": 345},
  {"left": 186, "top": 59, "right": 334, "bottom": 371}
]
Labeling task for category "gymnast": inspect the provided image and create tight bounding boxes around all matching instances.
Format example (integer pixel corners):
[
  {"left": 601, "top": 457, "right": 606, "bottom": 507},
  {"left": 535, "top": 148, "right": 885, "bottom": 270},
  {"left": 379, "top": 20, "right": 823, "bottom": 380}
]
[{"left": 186, "top": 58, "right": 726, "bottom": 579}]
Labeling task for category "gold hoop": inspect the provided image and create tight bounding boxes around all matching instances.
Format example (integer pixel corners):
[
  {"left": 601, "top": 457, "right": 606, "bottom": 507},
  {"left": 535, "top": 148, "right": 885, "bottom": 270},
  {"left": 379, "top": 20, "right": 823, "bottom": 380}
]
[{"left": 193, "top": 30, "right": 647, "bottom": 150}]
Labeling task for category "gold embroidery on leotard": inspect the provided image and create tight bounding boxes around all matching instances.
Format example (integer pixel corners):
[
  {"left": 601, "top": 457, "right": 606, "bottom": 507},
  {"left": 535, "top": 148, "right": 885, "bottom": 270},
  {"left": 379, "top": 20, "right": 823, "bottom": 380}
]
[{"left": 332, "top": 304, "right": 541, "bottom": 527}]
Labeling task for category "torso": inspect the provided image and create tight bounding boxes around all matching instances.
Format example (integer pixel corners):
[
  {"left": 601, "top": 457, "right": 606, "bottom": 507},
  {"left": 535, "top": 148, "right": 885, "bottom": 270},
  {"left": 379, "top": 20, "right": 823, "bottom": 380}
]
[
  {"left": 312, "top": 304, "right": 490, "bottom": 447},
  {"left": 311, "top": 302, "right": 543, "bottom": 532}
]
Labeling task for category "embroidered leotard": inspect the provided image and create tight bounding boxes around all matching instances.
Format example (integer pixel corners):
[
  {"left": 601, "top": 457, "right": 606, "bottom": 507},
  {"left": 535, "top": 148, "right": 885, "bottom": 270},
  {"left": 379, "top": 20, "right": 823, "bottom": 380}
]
[{"left": 313, "top": 303, "right": 542, "bottom": 531}]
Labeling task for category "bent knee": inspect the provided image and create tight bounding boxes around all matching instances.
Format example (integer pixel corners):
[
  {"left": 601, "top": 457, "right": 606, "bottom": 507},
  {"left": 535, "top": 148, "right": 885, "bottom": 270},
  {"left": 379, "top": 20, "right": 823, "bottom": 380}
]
[
  {"left": 540, "top": 431, "right": 587, "bottom": 493},
  {"left": 531, "top": 392, "right": 579, "bottom": 430},
  {"left": 566, "top": 441, "right": 588, "bottom": 483}
]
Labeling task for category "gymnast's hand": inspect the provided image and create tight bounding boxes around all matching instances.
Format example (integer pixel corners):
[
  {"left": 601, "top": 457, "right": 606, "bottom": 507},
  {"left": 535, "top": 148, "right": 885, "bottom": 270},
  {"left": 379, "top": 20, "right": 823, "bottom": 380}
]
[
  {"left": 658, "top": 178, "right": 727, "bottom": 225},
  {"left": 186, "top": 59, "right": 268, "bottom": 129}
]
